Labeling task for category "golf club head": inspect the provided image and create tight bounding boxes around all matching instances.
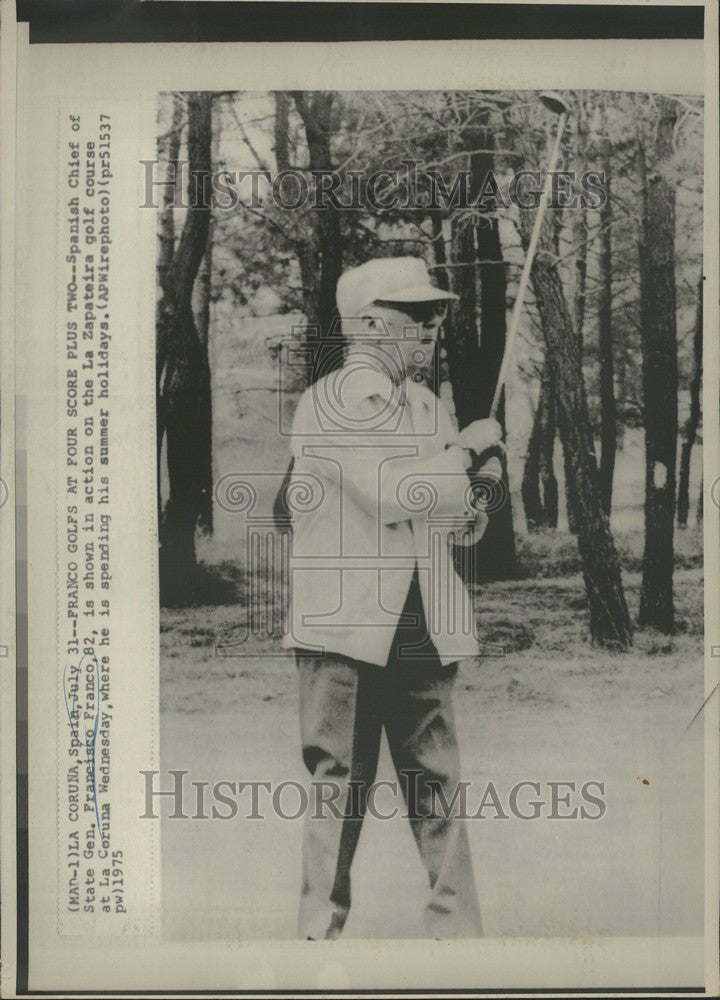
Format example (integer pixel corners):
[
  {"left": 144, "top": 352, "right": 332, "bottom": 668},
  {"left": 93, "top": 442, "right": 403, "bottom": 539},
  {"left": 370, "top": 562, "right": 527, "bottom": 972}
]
[{"left": 539, "top": 91, "right": 572, "bottom": 117}]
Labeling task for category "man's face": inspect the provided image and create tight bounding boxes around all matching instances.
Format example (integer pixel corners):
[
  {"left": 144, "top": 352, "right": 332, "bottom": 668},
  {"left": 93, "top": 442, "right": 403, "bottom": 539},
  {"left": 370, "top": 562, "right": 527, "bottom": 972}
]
[{"left": 350, "top": 301, "right": 447, "bottom": 385}]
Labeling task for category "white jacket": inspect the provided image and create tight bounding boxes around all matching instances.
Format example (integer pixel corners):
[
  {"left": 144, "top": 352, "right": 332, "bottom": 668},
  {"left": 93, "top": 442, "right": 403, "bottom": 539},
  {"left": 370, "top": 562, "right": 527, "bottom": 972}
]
[{"left": 282, "top": 364, "right": 485, "bottom": 666}]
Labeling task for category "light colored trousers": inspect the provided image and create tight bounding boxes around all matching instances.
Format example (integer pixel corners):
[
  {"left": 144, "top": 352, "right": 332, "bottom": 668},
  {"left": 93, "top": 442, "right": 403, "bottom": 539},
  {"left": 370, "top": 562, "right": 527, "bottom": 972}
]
[{"left": 296, "top": 579, "right": 483, "bottom": 939}]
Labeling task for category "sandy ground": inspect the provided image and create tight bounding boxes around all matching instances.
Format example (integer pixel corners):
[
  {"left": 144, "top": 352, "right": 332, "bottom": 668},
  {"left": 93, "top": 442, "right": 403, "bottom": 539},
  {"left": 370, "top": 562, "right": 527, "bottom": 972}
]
[{"left": 159, "top": 565, "right": 705, "bottom": 954}]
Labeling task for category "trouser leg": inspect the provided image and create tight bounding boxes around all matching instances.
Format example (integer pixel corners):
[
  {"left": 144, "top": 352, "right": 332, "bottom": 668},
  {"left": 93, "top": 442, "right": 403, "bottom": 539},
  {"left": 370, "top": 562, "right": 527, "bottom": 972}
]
[
  {"left": 296, "top": 652, "right": 382, "bottom": 940},
  {"left": 384, "top": 661, "right": 483, "bottom": 939}
]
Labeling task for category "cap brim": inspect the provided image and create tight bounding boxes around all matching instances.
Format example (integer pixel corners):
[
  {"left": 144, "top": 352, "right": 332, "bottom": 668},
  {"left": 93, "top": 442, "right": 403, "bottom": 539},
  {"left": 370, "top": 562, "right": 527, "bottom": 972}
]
[{"left": 378, "top": 283, "right": 459, "bottom": 303}]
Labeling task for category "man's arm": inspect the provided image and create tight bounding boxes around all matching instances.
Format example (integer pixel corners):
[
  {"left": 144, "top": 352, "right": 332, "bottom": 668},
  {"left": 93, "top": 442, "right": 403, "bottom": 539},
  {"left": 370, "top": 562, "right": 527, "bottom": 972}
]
[{"left": 290, "top": 390, "right": 476, "bottom": 526}]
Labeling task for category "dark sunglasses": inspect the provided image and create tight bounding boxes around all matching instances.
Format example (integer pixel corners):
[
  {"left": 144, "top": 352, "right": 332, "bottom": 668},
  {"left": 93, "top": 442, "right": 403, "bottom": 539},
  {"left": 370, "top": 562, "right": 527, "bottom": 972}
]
[{"left": 373, "top": 299, "right": 449, "bottom": 325}]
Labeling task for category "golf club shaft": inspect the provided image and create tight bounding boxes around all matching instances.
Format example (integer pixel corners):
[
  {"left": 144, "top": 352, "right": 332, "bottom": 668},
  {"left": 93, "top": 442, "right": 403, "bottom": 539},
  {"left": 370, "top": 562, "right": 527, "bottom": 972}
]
[{"left": 489, "top": 110, "right": 569, "bottom": 419}]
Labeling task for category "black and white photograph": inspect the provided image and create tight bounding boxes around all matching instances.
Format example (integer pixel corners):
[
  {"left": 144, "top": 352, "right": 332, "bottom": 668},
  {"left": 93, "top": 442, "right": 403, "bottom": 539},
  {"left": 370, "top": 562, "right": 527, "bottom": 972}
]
[
  {"left": 155, "top": 86, "right": 706, "bottom": 945},
  {"left": 3, "top": 2, "right": 718, "bottom": 996}
]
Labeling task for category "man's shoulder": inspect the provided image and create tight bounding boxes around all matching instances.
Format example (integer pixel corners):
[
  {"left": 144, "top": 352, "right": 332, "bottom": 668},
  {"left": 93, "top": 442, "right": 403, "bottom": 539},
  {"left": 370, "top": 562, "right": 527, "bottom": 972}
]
[
  {"left": 295, "top": 367, "right": 396, "bottom": 423},
  {"left": 316, "top": 366, "right": 395, "bottom": 406}
]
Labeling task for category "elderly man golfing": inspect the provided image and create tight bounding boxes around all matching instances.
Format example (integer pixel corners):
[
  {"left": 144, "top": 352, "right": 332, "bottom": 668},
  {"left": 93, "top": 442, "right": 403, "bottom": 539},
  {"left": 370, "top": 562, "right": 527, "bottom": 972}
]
[{"left": 284, "top": 256, "right": 502, "bottom": 940}]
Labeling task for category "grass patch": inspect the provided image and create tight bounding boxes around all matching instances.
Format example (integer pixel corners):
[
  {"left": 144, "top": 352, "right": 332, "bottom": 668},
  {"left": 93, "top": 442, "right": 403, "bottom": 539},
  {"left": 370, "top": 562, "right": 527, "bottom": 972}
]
[{"left": 516, "top": 525, "right": 702, "bottom": 578}]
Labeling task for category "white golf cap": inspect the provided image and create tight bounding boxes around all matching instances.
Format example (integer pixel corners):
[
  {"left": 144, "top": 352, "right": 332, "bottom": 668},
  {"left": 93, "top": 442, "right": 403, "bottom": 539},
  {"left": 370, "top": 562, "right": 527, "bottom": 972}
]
[{"left": 336, "top": 256, "right": 458, "bottom": 318}]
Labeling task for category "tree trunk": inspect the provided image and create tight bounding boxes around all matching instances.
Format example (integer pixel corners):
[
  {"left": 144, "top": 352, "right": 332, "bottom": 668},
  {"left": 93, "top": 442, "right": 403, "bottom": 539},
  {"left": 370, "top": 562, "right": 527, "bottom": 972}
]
[
  {"left": 447, "top": 211, "right": 519, "bottom": 582},
  {"left": 527, "top": 215, "right": 633, "bottom": 647},
  {"left": 637, "top": 99, "right": 679, "bottom": 633},
  {"left": 157, "top": 91, "right": 214, "bottom": 606},
  {"left": 157, "top": 95, "right": 183, "bottom": 296},
  {"left": 615, "top": 339, "right": 628, "bottom": 451},
  {"left": 157, "top": 94, "right": 183, "bottom": 528},
  {"left": 554, "top": 100, "right": 589, "bottom": 536},
  {"left": 540, "top": 373, "right": 559, "bottom": 528},
  {"left": 429, "top": 213, "right": 451, "bottom": 397},
  {"left": 446, "top": 213, "right": 480, "bottom": 429},
  {"left": 474, "top": 213, "right": 518, "bottom": 577},
  {"left": 522, "top": 398, "right": 544, "bottom": 531},
  {"left": 697, "top": 478, "right": 703, "bottom": 523},
  {"left": 598, "top": 141, "right": 616, "bottom": 517},
  {"left": 445, "top": 114, "right": 518, "bottom": 582},
  {"left": 446, "top": 214, "right": 482, "bottom": 586},
  {"left": 572, "top": 100, "right": 589, "bottom": 357},
  {"left": 561, "top": 416, "right": 580, "bottom": 532},
  {"left": 677, "top": 272, "right": 703, "bottom": 527},
  {"left": 195, "top": 93, "right": 215, "bottom": 352},
  {"left": 522, "top": 364, "right": 558, "bottom": 530},
  {"left": 292, "top": 91, "right": 343, "bottom": 341},
  {"left": 195, "top": 240, "right": 212, "bottom": 350},
  {"left": 192, "top": 98, "right": 221, "bottom": 536},
  {"left": 274, "top": 92, "right": 322, "bottom": 338},
  {"left": 291, "top": 92, "right": 344, "bottom": 386},
  {"left": 274, "top": 91, "right": 291, "bottom": 172}
]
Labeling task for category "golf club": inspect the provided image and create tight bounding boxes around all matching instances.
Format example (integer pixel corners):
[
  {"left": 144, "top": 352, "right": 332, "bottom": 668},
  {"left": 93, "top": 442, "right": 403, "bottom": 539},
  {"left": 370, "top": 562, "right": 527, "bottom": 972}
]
[{"left": 489, "top": 90, "right": 572, "bottom": 419}]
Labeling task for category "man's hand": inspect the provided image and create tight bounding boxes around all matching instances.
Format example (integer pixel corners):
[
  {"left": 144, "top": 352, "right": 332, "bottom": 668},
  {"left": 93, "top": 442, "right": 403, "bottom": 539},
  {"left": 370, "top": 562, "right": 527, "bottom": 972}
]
[
  {"left": 477, "top": 455, "right": 502, "bottom": 480},
  {"left": 448, "top": 452, "right": 500, "bottom": 547},
  {"left": 457, "top": 418, "right": 503, "bottom": 456},
  {"left": 451, "top": 505, "right": 489, "bottom": 548}
]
